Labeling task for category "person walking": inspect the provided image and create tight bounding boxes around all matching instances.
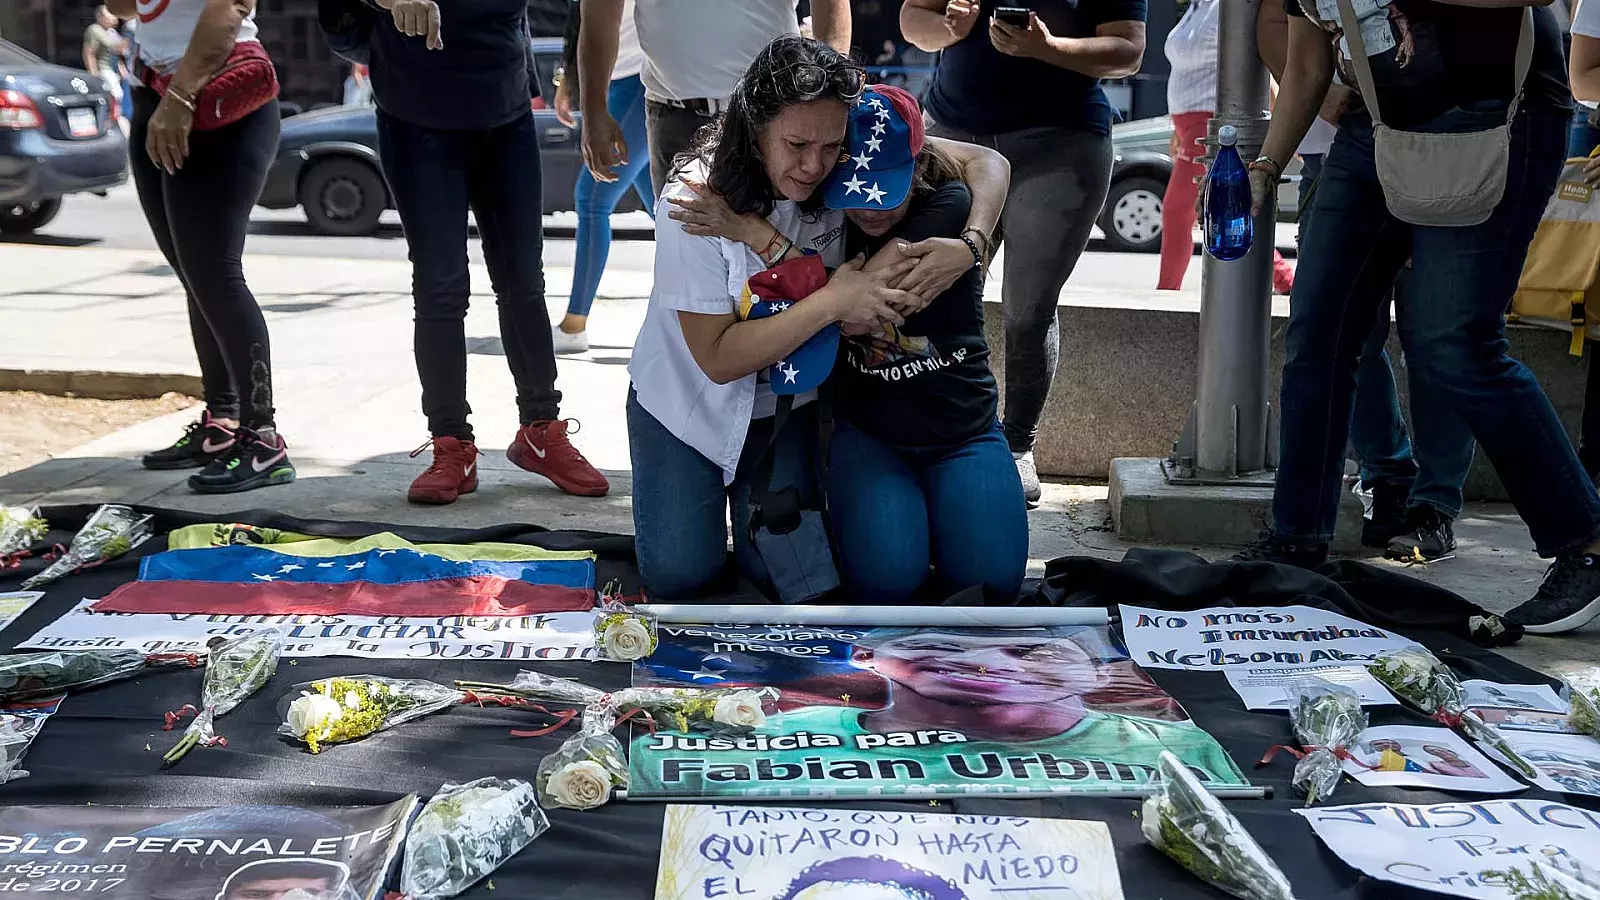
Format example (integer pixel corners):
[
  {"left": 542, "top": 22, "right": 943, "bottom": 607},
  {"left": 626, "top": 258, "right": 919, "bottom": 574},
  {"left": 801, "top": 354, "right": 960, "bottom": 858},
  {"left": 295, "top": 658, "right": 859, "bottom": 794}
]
[
  {"left": 900, "top": 0, "right": 1147, "bottom": 506},
  {"left": 576, "top": 0, "right": 850, "bottom": 199},
  {"left": 549, "top": 0, "right": 653, "bottom": 356},
  {"left": 362, "top": 0, "right": 609, "bottom": 505},
  {"left": 1239, "top": 1, "right": 1600, "bottom": 635},
  {"left": 1157, "top": 0, "right": 1294, "bottom": 294},
  {"left": 83, "top": 7, "right": 126, "bottom": 111},
  {"left": 117, "top": 0, "right": 294, "bottom": 493}
]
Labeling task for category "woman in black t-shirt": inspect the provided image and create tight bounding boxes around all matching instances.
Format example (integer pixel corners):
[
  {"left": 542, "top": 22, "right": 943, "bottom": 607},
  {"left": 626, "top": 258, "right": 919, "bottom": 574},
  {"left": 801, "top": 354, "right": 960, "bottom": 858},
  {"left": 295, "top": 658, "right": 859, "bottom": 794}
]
[
  {"left": 684, "top": 85, "right": 1028, "bottom": 603},
  {"left": 1240, "top": 0, "right": 1600, "bottom": 635}
]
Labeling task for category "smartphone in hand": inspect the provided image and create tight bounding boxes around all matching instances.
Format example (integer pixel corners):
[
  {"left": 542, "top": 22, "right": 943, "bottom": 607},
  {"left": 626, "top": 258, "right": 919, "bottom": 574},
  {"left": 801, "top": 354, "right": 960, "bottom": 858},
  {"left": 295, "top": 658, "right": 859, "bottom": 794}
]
[{"left": 993, "top": 6, "right": 1031, "bottom": 27}]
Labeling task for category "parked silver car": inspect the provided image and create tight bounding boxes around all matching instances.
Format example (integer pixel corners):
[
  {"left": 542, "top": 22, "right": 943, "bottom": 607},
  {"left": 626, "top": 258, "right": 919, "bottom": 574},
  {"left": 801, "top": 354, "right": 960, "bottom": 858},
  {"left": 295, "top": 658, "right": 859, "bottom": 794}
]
[{"left": 1102, "top": 115, "right": 1302, "bottom": 253}]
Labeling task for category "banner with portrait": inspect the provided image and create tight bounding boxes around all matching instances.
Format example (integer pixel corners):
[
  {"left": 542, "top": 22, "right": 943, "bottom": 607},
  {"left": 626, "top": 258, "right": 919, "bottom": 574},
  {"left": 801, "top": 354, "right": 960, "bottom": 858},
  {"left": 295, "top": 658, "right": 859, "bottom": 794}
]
[
  {"left": 626, "top": 624, "right": 1246, "bottom": 800},
  {"left": 0, "top": 797, "right": 415, "bottom": 900}
]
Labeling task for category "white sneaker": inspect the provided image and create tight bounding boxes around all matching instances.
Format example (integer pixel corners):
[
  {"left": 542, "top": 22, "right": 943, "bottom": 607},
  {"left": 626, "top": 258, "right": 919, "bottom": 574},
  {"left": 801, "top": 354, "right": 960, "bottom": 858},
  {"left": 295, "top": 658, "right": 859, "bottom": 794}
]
[
  {"left": 551, "top": 326, "right": 589, "bottom": 355},
  {"left": 1013, "top": 450, "right": 1041, "bottom": 507}
]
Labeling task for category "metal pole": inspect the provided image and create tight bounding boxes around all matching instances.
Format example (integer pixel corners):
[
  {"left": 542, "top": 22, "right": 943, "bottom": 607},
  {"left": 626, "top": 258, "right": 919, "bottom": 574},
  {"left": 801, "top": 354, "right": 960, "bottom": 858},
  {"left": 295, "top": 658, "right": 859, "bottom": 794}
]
[{"left": 1169, "top": 0, "right": 1277, "bottom": 482}]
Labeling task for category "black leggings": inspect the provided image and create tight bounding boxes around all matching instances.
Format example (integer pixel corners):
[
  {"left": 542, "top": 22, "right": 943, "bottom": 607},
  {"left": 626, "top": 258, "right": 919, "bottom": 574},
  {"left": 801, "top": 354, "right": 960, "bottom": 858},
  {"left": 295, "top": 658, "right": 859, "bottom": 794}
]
[{"left": 129, "top": 87, "right": 279, "bottom": 430}]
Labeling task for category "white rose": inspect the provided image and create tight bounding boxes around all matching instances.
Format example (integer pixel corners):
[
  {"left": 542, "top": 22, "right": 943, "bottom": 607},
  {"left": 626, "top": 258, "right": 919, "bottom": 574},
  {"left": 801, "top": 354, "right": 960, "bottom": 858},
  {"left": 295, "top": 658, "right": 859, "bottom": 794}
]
[
  {"left": 1139, "top": 795, "right": 1165, "bottom": 848},
  {"left": 343, "top": 691, "right": 363, "bottom": 710},
  {"left": 287, "top": 693, "right": 343, "bottom": 739},
  {"left": 547, "top": 760, "right": 612, "bottom": 810},
  {"left": 712, "top": 691, "right": 766, "bottom": 729},
  {"left": 601, "top": 618, "right": 653, "bottom": 661}
]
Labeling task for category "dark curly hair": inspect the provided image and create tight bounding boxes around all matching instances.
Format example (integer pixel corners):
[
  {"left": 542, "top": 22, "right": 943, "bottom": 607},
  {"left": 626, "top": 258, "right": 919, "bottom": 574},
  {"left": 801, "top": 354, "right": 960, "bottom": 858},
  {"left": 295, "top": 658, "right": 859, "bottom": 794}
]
[{"left": 673, "top": 35, "right": 858, "bottom": 219}]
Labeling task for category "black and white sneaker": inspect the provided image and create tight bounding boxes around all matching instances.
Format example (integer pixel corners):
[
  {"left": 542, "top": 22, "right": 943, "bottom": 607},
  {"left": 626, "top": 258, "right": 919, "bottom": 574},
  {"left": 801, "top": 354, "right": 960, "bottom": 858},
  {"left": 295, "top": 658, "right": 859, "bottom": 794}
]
[
  {"left": 1014, "top": 451, "right": 1042, "bottom": 508},
  {"left": 1384, "top": 507, "right": 1457, "bottom": 562},
  {"left": 1231, "top": 532, "right": 1330, "bottom": 569},
  {"left": 141, "top": 411, "right": 236, "bottom": 470},
  {"left": 187, "top": 427, "right": 296, "bottom": 494},
  {"left": 1507, "top": 553, "right": 1600, "bottom": 635}
]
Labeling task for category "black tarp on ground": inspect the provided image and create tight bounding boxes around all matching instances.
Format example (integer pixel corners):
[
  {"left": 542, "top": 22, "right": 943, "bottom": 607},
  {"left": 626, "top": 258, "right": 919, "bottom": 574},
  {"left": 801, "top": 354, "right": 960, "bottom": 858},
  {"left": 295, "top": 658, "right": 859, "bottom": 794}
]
[{"left": 0, "top": 505, "right": 1591, "bottom": 900}]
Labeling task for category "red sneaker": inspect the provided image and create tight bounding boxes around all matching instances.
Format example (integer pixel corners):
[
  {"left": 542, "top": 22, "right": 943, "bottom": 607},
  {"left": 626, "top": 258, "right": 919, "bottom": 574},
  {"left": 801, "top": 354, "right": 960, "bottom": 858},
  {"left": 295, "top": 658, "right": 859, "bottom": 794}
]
[
  {"left": 407, "top": 436, "right": 480, "bottom": 505},
  {"left": 507, "top": 419, "right": 609, "bottom": 497}
]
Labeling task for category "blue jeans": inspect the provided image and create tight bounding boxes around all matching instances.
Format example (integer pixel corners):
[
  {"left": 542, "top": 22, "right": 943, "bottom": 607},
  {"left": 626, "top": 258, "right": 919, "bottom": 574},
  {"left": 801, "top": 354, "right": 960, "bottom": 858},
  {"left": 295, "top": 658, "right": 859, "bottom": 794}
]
[
  {"left": 568, "top": 75, "right": 653, "bottom": 318},
  {"left": 627, "top": 388, "right": 820, "bottom": 601},
  {"left": 827, "top": 423, "right": 1027, "bottom": 603},
  {"left": 1570, "top": 106, "right": 1600, "bottom": 158},
  {"left": 376, "top": 110, "right": 559, "bottom": 440},
  {"left": 1275, "top": 106, "right": 1600, "bottom": 556},
  {"left": 1299, "top": 154, "right": 1474, "bottom": 515}
]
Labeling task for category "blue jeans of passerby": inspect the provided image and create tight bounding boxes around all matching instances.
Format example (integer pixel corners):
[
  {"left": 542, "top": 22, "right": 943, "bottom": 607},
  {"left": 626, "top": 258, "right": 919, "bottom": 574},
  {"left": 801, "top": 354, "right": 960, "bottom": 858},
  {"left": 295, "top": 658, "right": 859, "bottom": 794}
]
[
  {"left": 826, "top": 423, "right": 1027, "bottom": 603},
  {"left": 1275, "top": 105, "right": 1600, "bottom": 556},
  {"left": 627, "top": 388, "right": 820, "bottom": 601},
  {"left": 376, "top": 110, "right": 560, "bottom": 441},
  {"left": 568, "top": 75, "right": 653, "bottom": 319},
  {"left": 1570, "top": 106, "right": 1600, "bottom": 158},
  {"left": 1298, "top": 154, "right": 1475, "bottom": 516}
]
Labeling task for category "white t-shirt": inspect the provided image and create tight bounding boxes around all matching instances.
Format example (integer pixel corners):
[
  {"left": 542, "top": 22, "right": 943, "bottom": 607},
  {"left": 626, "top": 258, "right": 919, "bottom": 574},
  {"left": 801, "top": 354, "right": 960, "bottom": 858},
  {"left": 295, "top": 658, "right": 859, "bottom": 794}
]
[
  {"left": 1574, "top": 0, "right": 1600, "bottom": 108},
  {"left": 132, "top": 0, "right": 259, "bottom": 74},
  {"left": 1164, "top": 0, "right": 1219, "bottom": 115},
  {"left": 1298, "top": 115, "right": 1338, "bottom": 157},
  {"left": 613, "top": 0, "right": 644, "bottom": 82},
  {"left": 629, "top": 165, "right": 846, "bottom": 484},
  {"left": 634, "top": 0, "right": 799, "bottom": 102}
]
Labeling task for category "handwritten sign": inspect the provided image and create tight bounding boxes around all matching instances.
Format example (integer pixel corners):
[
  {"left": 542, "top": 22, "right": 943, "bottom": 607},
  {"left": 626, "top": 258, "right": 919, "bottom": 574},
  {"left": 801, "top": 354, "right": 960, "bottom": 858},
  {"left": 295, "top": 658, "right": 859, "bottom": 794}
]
[
  {"left": 655, "top": 805, "right": 1124, "bottom": 900},
  {"left": 17, "top": 599, "right": 599, "bottom": 660},
  {"left": 1296, "top": 800, "right": 1600, "bottom": 899},
  {"left": 1119, "top": 604, "right": 1421, "bottom": 672},
  {"left": 1224, "top": 663, "right": 1396, "bottom": 710}
]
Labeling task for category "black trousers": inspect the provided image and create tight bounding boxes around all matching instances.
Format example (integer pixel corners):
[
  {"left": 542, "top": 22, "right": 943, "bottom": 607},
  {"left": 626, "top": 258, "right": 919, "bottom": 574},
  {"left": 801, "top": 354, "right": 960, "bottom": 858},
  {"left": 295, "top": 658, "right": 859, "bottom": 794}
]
[
  {"left": 376, "top": 109, "right": 560, "bottom": 441},
  {"left": 129, "top": 87, "right": 279, "bottom": 429}
]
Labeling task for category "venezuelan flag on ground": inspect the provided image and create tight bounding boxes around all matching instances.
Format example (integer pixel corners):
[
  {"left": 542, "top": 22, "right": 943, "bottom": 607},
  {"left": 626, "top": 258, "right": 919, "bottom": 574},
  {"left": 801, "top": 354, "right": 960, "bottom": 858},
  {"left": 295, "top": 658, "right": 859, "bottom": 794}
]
[{"left": 90, "top": 527, "right": 596, "bottom": 616}]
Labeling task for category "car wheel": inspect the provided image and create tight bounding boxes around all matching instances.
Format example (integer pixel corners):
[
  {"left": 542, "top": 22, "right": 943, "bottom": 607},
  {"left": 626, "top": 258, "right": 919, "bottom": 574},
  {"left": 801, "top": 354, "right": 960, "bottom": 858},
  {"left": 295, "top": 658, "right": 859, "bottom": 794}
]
[
  {"left": 0, "top": 198, "right": 62, "bottom": 235},
  {"left": 1099, "top": 176, "right": 1165, "bottom": 253},
  {"left": 300, "top": 158, "right": 387, "bottom": 236}
]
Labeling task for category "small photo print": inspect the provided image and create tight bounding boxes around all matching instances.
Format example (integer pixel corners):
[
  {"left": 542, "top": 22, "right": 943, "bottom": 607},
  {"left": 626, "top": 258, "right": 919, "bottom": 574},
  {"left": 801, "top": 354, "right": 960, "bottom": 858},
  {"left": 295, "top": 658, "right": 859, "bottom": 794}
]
[{"left": 1342, "top": 725, "right": 1524, "bottom": 794}]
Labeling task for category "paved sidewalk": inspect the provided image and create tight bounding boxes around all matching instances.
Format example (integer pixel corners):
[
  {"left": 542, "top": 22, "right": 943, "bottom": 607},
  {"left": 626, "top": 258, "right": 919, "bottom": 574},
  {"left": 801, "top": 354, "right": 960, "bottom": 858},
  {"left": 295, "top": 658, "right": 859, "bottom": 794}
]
[{"left": 2, "top": 243, "right": 1595, "bottom": 678}]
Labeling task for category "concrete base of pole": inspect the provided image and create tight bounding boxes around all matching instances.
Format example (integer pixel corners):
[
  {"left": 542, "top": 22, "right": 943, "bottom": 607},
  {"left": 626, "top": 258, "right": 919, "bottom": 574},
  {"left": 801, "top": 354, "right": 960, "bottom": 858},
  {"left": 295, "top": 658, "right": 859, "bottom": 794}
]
[{"left": 1109, "top": 457, "right": 1363, "bottom": 551}]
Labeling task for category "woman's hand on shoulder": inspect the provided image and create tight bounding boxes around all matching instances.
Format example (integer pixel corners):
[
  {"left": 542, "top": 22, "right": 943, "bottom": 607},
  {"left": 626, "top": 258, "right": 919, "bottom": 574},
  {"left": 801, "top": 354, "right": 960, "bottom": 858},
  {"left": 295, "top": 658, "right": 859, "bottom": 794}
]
[{"left": 667, "top": 180, "right": 769, "bottom": 247}]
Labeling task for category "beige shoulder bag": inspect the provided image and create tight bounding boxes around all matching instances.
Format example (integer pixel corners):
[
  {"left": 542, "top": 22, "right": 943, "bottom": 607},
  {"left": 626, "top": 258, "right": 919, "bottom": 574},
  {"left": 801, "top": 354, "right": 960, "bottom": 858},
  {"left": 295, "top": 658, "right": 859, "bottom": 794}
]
[{"left": 1332, "top": 0, "right": 1533, "bottom": 227}]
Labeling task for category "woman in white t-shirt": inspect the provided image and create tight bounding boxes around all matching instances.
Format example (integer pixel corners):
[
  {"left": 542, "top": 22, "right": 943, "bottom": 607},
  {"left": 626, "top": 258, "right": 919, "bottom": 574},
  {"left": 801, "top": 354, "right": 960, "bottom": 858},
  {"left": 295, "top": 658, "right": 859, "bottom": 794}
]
[{"left": 627, "top": 36, "right": 1008, "bottom": 601}]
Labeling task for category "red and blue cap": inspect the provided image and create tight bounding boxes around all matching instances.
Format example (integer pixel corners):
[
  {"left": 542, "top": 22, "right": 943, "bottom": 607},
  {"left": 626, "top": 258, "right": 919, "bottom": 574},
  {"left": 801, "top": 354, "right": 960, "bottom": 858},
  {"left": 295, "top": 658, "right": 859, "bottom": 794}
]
[
  {"left": 735, "top": 255, "right": 838, "bottom": 395},
  {"left": 822, "top": 84, "right": 924, "bottom": 212}
]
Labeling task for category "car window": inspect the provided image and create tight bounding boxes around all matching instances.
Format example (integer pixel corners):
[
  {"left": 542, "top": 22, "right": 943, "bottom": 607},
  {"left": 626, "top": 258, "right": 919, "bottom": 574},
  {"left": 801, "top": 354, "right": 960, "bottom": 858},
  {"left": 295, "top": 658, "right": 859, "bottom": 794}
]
[
  {"left": 532, "top": 50, "right": 562, "bottom": 111},
  {"left": 0, "top": 41, "right": 42, "bottom": 67}
]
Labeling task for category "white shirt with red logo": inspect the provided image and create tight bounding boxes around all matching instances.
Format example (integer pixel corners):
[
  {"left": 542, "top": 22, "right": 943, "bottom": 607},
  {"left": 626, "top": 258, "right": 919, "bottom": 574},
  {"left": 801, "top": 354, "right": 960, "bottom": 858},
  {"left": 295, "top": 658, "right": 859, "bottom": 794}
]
[{"left": 132, "top": 0, "right": 259, "bottom": 75}]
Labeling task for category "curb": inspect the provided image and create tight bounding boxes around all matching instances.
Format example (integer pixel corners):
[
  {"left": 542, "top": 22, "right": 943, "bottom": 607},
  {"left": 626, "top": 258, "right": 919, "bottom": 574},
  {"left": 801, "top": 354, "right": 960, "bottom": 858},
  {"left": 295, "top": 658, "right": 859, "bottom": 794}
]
[{"left": 0, "top": 369, "right": 202, "bottom": 400}]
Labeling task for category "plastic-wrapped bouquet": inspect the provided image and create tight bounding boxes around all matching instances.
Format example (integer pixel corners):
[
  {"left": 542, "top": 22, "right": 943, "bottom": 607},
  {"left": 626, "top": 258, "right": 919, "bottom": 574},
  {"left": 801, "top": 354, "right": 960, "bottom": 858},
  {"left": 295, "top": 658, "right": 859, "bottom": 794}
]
[
  {"left": 534, "top": 708, "right": 629, "bottom": 811},
  {"left": 1491, "top": 858, "right": 1600, "bottom": 900},
  {"left": 0, "top": 505, "right": 47, "bottom": 564},
  {"left": 1564, "top": 670, "right": 1600, "bottom": 738},
  {"left": 594, "top": 606, "right": 658, "bottom": 662},
  {"left": 1369, "top": 646, "right": 1539, "bottom": 779},
  {"left": 21, "top": 505, "right": 152, "bottom": 589},
  {"left": 0, "top": 696, "right": 64, "bottom": 784},
  {"left": 0, "top": 649, "right": 196, "bottom": 702},
  {"left": 279, "top": 675, "right": 461, "bottom": 753},
  {"left": 163, "top": 630, "right": 284, "bottom": 766},
  {"left": 395, "top": 777, "right": 550, "bottom": 900},
  {"left": 1143, "top": 751, "right": 1295, "bottom": 900},
  {"left": 456, "top": 671, "right": 777, "bottom": 735},
  {"left": 1283, "top": 682, "right": 1367, "bottom": 806}
]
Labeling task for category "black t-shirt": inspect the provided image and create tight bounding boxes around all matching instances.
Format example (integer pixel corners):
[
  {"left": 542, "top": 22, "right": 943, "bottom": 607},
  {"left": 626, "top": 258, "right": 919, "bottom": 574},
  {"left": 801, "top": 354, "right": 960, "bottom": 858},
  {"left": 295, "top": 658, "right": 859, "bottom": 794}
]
[
  {"left": 834, "top": 182, "right": 999, "bottom": 452},
  {"left": 368, "top": 0, "right": 540, "bottom": 131},
  {"left": 1283, "top": 0, "right": 1569, "bottom": 130},
  {"left": 924, "top": 0, "right": 1148, "bottom": 137}
]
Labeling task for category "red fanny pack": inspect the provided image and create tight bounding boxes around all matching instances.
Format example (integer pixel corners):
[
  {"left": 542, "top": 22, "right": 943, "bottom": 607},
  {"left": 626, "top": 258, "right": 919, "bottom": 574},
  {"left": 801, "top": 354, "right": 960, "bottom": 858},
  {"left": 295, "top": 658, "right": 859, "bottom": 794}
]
[{"left": 138, "top": 41, "right": 278, "bottom": 131}]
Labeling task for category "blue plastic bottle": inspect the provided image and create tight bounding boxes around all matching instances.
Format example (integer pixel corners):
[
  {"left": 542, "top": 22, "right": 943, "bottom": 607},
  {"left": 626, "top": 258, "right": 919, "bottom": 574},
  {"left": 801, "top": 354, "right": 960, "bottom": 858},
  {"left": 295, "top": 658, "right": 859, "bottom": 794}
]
[{"left": 1204, "top": 124, "right": 1253, "bottom": 261}]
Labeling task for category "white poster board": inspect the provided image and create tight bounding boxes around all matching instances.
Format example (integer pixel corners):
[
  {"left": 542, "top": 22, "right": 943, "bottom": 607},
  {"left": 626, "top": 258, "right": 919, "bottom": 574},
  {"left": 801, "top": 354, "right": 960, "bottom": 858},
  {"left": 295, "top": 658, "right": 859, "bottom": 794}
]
[
  {"left": 1119, "top": 604, "right": 1421, "bottom": 671},
  {"left": 1224, "top": 664, "right": 1397, "bottom": 710},
  {"left": 1488, "top": 731, "right": 1600, "bottom": 798},
  {"left": 1461, "top": 681, "right": 1567, "bottom": 714},
  {"left": 654, "top": 805, "right": 1125, "bottom": 900},
  {"left": 1296, "top": 800, "right": 1600, "bottom": 899},
  {"left": 1341, "top": 725, "right": 1524, "bottom": 794},
  {"left": 17, "top": 598, "right": 600, "bottom": 660}
]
